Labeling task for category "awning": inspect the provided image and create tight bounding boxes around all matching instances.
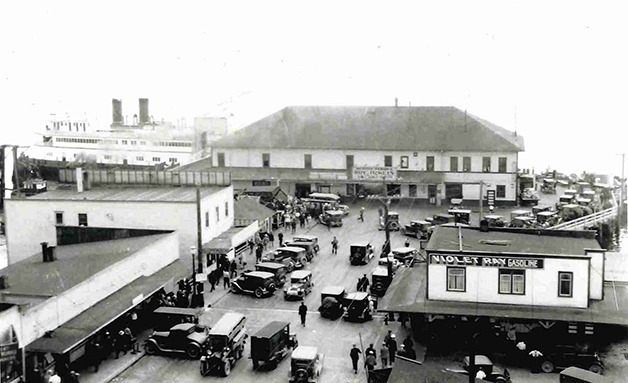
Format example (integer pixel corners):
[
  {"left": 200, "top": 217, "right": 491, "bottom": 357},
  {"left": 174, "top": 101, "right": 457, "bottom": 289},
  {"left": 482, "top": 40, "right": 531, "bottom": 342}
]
[{"left": 26, "top": 260, "right": 186, "bottom": 355}]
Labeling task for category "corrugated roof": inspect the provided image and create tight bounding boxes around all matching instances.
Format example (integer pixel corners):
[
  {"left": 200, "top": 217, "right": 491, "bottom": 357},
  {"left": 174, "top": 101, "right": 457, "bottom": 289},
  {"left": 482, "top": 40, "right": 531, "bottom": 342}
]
[
  {"left": 427, "top": 226, "right": 600, "bottom": 256},
  {"left": 234, "top": 197, "right": 276, "bottom": 221},
  {"left": 211, "top": 106, "right": 524, "bottom": 152},
  {"left": 27, "top": 186, "right": 223, "bottom": 203}
]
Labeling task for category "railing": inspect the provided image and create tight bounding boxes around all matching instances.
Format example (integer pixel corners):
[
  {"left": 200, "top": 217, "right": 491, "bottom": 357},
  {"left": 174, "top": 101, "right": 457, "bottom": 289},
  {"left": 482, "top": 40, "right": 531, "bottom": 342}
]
[
  {"left": 550, "top": 206, "right": 618, "bottom": 230},
  {"left": 58, "top": 168, "right": 231, "bottom": 186}
]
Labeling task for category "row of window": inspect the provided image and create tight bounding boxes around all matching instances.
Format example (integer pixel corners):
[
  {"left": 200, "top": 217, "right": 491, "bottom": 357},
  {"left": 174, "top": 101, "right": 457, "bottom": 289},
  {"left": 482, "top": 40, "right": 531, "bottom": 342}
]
[
  {"left": 55, "top": 212, "right": 87, "bottom": 226},
  {"left": 56, "top": 137, "right": 192, "bottom": 147},
  {"left": 446, "top": 267, "right": 574, "bottom": 297},
  {"left": 216, "top": 153, "right": 508, "bottom": 173},
  {"left": 155, "top": 141, "right": 193, "bottom": 147},
  {"left": 53, "top": 121, "right": 88, "bottom": 132},
  {"left": 205, "top": 202, "right": 230, "bottom": 227}
]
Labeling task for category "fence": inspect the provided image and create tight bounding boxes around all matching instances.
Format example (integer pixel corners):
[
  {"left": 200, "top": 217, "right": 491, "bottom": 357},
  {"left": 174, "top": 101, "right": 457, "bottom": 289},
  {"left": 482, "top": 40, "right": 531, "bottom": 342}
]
[{"left": 58, "top": 168, "right": 231, "bottom": 187}]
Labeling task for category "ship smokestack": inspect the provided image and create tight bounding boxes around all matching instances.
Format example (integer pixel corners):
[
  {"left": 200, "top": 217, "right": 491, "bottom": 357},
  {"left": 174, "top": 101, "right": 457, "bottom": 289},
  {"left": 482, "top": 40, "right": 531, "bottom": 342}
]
[
  {"left": 112, "top": 99, "right": 123, "bottom": 125},
  {"left": 139, "top": 98, "right": 150, "bottom": 125}
]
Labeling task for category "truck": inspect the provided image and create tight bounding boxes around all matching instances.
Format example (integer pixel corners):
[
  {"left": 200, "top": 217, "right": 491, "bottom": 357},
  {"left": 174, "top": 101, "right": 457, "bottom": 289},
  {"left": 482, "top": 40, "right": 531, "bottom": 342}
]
[
  {"left": 200, "top": 312, "right": 247, "bottom": 377},
  {"left": 250, "top": 321, "right": 298, "bottom": 370}
]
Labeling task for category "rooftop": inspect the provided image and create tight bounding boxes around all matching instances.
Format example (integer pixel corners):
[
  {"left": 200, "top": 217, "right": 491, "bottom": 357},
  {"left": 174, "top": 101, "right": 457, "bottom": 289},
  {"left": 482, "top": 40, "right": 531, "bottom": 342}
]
[
  {"left": 234, "top": 197, "right": 276, "bottom": 221},
  {"left": 252, "top": 321, "right": 289, "bottom": 339},
  {"left": 210, "top": 106, "right": 524, "bottom": 152},
  {"left": 26, "top": 186, "right": 224, "bottom": 203},
  {"left": 427, "top": 226, "right": 601, "bottom": 256},
  {"left": 0, "top": 234, "right": 170, "bottom": 298}
]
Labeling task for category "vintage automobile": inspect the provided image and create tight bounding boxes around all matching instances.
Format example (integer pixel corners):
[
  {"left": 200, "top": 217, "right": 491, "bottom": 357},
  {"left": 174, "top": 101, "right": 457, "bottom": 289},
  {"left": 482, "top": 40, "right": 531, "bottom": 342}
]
[
  {"left": 250, "top": 321, "right": 297, "bottom": 370},
  {"left": 284, "top": 270, "right": 314, "bottom": 300},
  {"left": 431, "top": 213, "right": 456, "bottom": 225},
  {"left": 231, "top": 271, "right": 277, "bottom": 298},
  {"left": 540, "top": 345, "right": 604, "bottom": 374},
  {"left": 541, "top": 178, "right": 557, "bottom": 194},
  {"left": 370, "top": 266, "right": 392, "bottom": 297},
  {"left": 318, "top": 286, "right": 346, "bottom": 320},
  {"left": 448, "top": 209, "right": 471, "bottom": 225},
  {"left": 564, "top": 189, "right": 579, "bottom": 197},
  {"left": 576, "top": 197, "right": 592, "bottom": 207},
  {"left": 144, "top": 322, "right": 210, "bottom": 359},
  {"left": 536, "top": 211, "right": 559, "bottom": 227},
  {"left": 151, "top": 306, "right": 204, "bottom": 331},
  {"left": 484, "top": 214, "right": 506, "bottom": 228},
  {"left": 401, "top": 219, "right": 433, "bottom": 240},
  {"left": 200, "top": 313, "right": 247, "bottom": 377},
  {"left": 290, "top": 234, "right": 320, "bottom": 253},
  {"left": 255, "top": 262, "right": 288, "bottom": 288},
  {"left": 349, "top": 243, "right": 374, "bottom": 265},
  {"left": 284, "top": 240, "right": 316, "bottom": 262},
  {"left": 460, "top": 355, "right": 511, "bottom": 383},
  {"left": 449, "top": 198, "right": 464, "bottom": 209},
  {"left": 261, "top": 246, "right": 308, "bottom": 272},
  {"left": 379, "top": 247, "right": 421, "bottom": 267},
  {"left": 289, "top": 346, "right": 324, "bottom": 383},
  {"left": 532, "top": 205, "right": 553, "bottom": 215},
  {"left": 557, "top": 194, "right": 576, "bottom": 209},
  {"left": 559, "top": 367, "right": 608, "bottom": 383},
  {"left": 520, "top": 187, "right": 540, "bottom": 206},
  {"left": 343, "top": 292, "right": 373, "bottom": 322},
  {"left": 378, "top": 211, "right": 401, "bottom": 231},
  {"left": 510, "top": 216, "right": 535, "bottom": 228},
  {"left": 510, "top": 209, "right": 532, "bottom": 221},
  {"left": 318, "top": 210, "right": 344, "bottom": 227}
]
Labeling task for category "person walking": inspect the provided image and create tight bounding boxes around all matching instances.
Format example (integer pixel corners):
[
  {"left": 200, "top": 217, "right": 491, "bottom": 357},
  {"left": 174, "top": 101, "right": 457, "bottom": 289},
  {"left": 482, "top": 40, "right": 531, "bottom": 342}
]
[
  {"left": 124, "top": 327, "right": 140, "bottom": 354},
  {"left": 384, "top": 330, "right": 393, "bottom": 346},
  {"left": 350, "top": 344, "right": 362, "bottom": 374},
  {"left": 256, "top": 244, "right": 263, "bottom": 263},
  {"left": 248, "top": 239, "right": 255, "bottom": 255},
  {"left": 365, "top": 343, "right": 376, "bottom": 358},
  {"left": 207, "top": 270, "right": 216, "bottom": 292},
  {"left": 278, "top": 232, "right": 284, "bottom": 247},
  {"left": 230, "top": 259, "right": 238, "bottom": 279},
  {"left": 380, "top": 342, "right": 390, "bottom": 367},
  {"left": 404, "top": 238, "right": 410, "bottom": 247},
  {"left": 359, "top": 207, "right": 364, "bottom": 222},
  {"left": 291, "top": 219, "right": 297, "bottom": 233},
  {"left": 388, "top": 334, "right": 398, "bottom": 364},
  {"left": 268, "top": 232, "right": 274, "bottom": 247},
  {"left": 365, "top": 351, "right": 377, "bottom": 371},
  {"left": 263, "top": 234, "right": 269, "bottom": 250},
  {"left": 331, "top": 236, "right": 338, "bottom": 255},
  {"left": 223, "top": 268, "right": 231, "bottom": 289},
  {"left": 298, "top": 302, "right": 308, "bottom": 326}
]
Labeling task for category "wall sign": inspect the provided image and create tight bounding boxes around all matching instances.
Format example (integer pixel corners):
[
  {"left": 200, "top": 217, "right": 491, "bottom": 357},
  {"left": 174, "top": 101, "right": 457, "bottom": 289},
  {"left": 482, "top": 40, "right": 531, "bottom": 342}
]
[
  {"left": 430, "top": 253, "right": 544, "bottom": 269},
  {"left": 352, "top": 166, "right": 397, "bottom": 181},
  {"left": 487, "top": 189, "right": 496, "bottom": 206}
]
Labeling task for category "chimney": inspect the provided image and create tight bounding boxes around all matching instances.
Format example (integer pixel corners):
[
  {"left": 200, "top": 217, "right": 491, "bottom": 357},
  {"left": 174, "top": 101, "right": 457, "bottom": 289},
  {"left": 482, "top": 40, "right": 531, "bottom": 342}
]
[
  {"left": 112, "top": 99, "right": 123, "bottom": 125},
  {"left": 394, "top": 97, "right": 398, "bottom": 107},
  {"left": 139, "top": 98, "right": 150, "bottom": 125},
  {"left": 41, "top": 242, "right": 49, "bottom": 262},
  {"left": 76, "top": 167, "right": 84, "bottom": 193}
]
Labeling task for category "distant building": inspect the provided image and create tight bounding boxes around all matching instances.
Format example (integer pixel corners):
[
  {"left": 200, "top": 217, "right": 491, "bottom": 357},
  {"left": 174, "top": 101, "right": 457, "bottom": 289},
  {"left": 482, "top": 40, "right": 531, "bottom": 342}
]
[{"left": 179, "top": 106, "right": 524, "bottom": 206}]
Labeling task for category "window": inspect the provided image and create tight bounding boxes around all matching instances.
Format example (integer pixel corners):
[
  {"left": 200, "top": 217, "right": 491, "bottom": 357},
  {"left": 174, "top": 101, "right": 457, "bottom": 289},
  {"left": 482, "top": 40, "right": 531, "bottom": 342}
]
[
  {"left": 463, "top": 157, "right": 471, "bottom": 172},
  {"left": 498, "top": 157, "right": 507, "bottom": 173},
  {"left": 400, "top": 156, "right": 409, "bottom": 169},
  {"left": 558, "top": 272, "right": 573, "bottom": 297},
  {"left": 384, "top": 155, "right": 392, "bottom": 167},
  {"left": 215, "top": 206, "right": 220, "bottom": 222},
  {"left": 225, "top": 201, "right": 229, "bottom": 217},
  {"left": 252, "top": 180, "right": 271, "bottom": 186},
  {"left": 450, "top": 157, "right": 458, "bottom": 172},
  {"left": 346, "top": 155, "right": 354, "bottom": 169},
  {"left": 131, "top": 140, "right": 137, "bottom": 145},
  {"left": 496, "top": 185, "right": 506, "bottom": 198},
  {"left": 152, "top": 157, "right": 161, "bottom": 162},
  {"left": 447, "top": 267, "right": 466, "bottom": 292},
  {"left": 217, "top": 152, "right": 225, "bottom": 167},
  {"left": 205, "top": 211, "right": 209, "bottom": 227},
  {"left": 55, "top": 212, "right": 64, "bottom": 225},
  {"left": 104, "top": 154, "right": 112, "bottom": 160},
  {"left": 426, "top": 156, "right": 435, "bottom": 171},
  {"left": 304, "top": 154, "right": 312, "bottom": 169},
  {"left": 169, "top": 157, "right": 177, "bottom": 163},
  {"left": 499, "top": 269, "right": 525, "bottom": 294},
  {"left": 262, "top": 153, "right": 270, "bottom": 168},
  {"left": 409, "top": 184, "right": 417, "bottom": 197},
  {"left": 482, "top": 157, "right": 491, "bottom": 172},
  {"left": 78, "top": 213, "right": 88, "bottom": 226},
  {"left": 121, "top": 140, "right": 128, "bottom": 145},
  {"left": 136, "top": 156, "right": 144, "bottom": 161}
]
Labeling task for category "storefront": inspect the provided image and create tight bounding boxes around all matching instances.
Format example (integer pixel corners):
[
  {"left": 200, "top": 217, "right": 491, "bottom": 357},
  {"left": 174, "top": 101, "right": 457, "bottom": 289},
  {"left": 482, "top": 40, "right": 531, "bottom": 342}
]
[{"left": 0, "top": 324, "right": 22, "bottom": 383}]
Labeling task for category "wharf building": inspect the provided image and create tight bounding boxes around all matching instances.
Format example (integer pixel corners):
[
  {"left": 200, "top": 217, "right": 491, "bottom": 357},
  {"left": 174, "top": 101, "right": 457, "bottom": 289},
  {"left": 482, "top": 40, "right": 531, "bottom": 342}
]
[{"left": 178, "top": 105, "right": 525, "bottom": 206}]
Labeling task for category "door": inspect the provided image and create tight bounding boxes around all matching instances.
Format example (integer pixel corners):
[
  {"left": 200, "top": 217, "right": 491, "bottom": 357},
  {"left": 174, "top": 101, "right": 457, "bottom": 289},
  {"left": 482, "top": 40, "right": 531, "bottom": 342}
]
[
  {"left": 428, "top": 185, "right": 437, "bottom": 205},
  {"left": 295, "top": 184, "right": 311, "bottom": 198}
]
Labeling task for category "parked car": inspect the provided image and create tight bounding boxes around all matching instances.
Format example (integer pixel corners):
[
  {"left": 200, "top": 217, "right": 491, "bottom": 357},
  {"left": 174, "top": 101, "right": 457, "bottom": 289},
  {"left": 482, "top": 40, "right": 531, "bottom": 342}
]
[
  {"left": 349, "top": 243, "right": 374, "bottom": 265},
  {"left": 250, "top": 321, "right": 297, "bottom": 370},
  {"left": 370, "top": 266, "right": 392, "bottom": 297},
  {"left": 336, "top": 204, "right": 350, "bottom": 216},
  {"left": 284, "top": 270, "right": 314, "bottom": 300},
  {"left": 200, "top": 313, "right": 247, "bottom": 377},
  {"left": 144, "top": 323, "right": 210, "bottom": 359},
  {"left": 231, "top": 271, "right": 277, "bottom": 298},
  {"left": 255, "top": 262, "right": 288, "bottom": 288},
  {"left": 343, "top": 292, "right": 373, "bottom": 322},
  {"left": 378, "top": 211, "right": 400, "bottom": 231},
  {"left": 559, "top": 366, "right": 609, "bottom": 383},
  {"left": 318, "top": 210, "right": 344, "bottom": 227},
  {"left": 382, "top": 247, "right": 422, "bottom": 267},
  {"left": 261, "top": 247, "right": 308, "bottom": 272},
  {"left": 291, "top": 234, "right": 320, "bottom": 253},
  {"left": 284, "top": 240, "right": 316, "bottom": 261},
  {"left": 401, "top": 219, "right": 432, "bottom": 240},
  {"left": 318, "top": 286, "right": 346, "bottom": 320},
  {"left": 289, "top": 346, "right": 324, "bottom": 383},
  {"left": 460, "top": 355, "right": 511, "bottom": 383},
  {"left": 151, "top": 306, "right": 203, "bottom": 331},
  {"left": 540, "top": 345, "right": 604, "bottom": 374},
  {"left": 430, "top": 213, "right": 456, "bottom": 225},
  {"left": 484, "top": 214, "right": 506, "bottom": 228}
]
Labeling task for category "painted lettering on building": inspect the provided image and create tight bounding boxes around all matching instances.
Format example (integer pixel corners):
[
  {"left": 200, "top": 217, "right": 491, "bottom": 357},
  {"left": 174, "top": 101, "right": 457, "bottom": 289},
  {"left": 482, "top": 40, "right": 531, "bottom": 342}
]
[
  {"left": 351, "top": 166, "right": 397, "bottom": 181},
  {"left": 429, "top": 253, "right": 544, "bottom": 269}
]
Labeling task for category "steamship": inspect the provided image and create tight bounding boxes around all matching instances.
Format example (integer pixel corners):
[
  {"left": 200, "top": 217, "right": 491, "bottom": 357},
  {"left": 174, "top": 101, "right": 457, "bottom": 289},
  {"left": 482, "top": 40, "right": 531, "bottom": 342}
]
[{"left": 27, "top": 98, "right": 224, "bottom": 168}]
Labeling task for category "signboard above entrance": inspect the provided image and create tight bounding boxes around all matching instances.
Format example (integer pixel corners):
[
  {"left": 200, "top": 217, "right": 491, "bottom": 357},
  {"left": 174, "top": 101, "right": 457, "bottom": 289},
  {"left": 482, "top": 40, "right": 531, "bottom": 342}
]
[
  {"left": 352, "top": 166, "right": 397, "bottom": 181},
  {"left": 430, "top": 253, "right": 544, "bottom": 269}
]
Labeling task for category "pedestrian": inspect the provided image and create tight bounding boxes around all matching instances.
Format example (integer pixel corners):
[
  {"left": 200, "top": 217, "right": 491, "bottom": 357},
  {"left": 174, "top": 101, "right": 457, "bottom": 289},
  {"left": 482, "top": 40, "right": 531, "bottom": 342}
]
[
  {"left": 359, "top": 207, "right": 364, "bottom": 222},
  {"left": 230, "top": 259, "right": 237, "bottom": 279},
  {"left": 48, "top": 370, "right": 61, "bottom": 383},
  {"left": 397, "top": 344, "right": 408, "bottom": 358},
  {"left": 268, "top": 232, "right": 274, "bottom": 247},
  {"left": 207, "top": 271, "right": 216, "bottom": 292},
  {"left": 85, "top": 339, "right": 102, "bottom": 372},
  {"left": 124, "top": 327, "right": 140, "bottom": 354},
  {"left": 223, "top": 268, "right": 231, "bottom": 289},
  {"left": 114, "top": 330, "right": 127, "bottom": 359},
  {"left": 529, "top": 349, "right": 543, "bottom": 373},
  {"left": 350, "top": 344, "right": 362, "bottom": 374},
  {"left": 359, "top": 274, "right": 369, "bottom": 292},
  {"left": 256, "top": 244, "right": 263, "bottom": 263},
  {"left": 365, "top": 343, "right": 376, "bottom": 358},
  {"left": 380, "top": 342, "right": 389, "bottom": 367},
  {"left": 298, "top": 302, "right": 308, "bottom": 326},
  {"left": 291, "top": 219, "right": 297, "bottom": 233},
  {"left": 306, "top": 213, "right": 312, "bottom": 226},
  {"left": 384, "top": 330, "right": 393, "bottom": 346},
  {"left": 331, "top": 236, "right": 338, "bottom": 255},
  {"left": 404, "top": 238, "right": 410, "bottom": 247},
  {"left": 129, "top": 310, "right": 139, "bottom": 335},
  {"left": 102, "top": 331, "right": 114, "bottom": 359},
  {"left": 388, "top": 334, "right": 397, "bottom": 364},
  {"left": 248, "top": 239, "right": 255, "bottom": 255},
  {"left": 365, "top": 351, "right": 377, "bottom": 371},
  {"left": 278, "top": 232, "right": 284, "bottom": 247},
  {"left": 403, "top": 335, "right": 414, "bottom": 351}
]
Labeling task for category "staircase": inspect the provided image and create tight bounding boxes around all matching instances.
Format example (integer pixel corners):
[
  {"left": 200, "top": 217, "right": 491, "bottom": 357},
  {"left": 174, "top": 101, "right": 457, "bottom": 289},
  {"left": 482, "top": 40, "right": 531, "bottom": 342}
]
[{"left": 550, "top": 191, "right": 619, "bottom": 230}]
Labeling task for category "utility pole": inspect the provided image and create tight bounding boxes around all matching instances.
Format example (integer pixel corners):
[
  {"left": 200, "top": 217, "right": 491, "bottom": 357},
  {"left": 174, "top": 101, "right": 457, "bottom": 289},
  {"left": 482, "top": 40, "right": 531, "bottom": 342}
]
[
  {"left": 620, "top": 153, "right": 626, "bottom": 228},
  {"left": 196, "top": 187, "right": 204, "bottom": 274}
]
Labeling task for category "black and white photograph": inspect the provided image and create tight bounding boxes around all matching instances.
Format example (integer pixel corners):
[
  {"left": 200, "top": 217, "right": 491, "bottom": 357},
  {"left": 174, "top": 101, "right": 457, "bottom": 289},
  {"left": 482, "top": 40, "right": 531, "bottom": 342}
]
[{"left": 1, "top": 1, "right": 627, "bottom": 383}]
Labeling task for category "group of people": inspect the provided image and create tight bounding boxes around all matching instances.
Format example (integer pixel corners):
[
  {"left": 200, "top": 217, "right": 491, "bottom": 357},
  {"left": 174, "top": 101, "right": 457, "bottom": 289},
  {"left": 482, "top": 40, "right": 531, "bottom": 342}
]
[{"left": 350, "top": 331, "right": 417, "bottom": 375}]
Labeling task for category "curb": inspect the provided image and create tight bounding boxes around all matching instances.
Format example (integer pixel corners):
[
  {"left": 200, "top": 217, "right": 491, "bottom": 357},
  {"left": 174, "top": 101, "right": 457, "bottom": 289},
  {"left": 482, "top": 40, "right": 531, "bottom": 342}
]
[{"left": 97, "top": 352, "right": 145, "bottom": 383}]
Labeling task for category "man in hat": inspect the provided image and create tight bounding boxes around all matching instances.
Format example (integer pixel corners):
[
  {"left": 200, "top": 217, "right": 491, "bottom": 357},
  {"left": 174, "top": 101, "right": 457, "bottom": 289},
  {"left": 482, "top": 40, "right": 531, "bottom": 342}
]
[
  {"left": 359, "top": 207, "right": 365, "bottom": 222},
  {"left": 350, "top": 344, "right": 362, "bottom": 374},
  {"left": 388, "top": 334, "right": 398, "bottom": 364}
]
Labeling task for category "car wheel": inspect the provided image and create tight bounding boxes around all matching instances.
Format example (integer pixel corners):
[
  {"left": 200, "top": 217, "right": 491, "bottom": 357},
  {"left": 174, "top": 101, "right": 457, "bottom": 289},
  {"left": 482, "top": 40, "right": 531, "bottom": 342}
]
[
  {"left": 295, "top": 368, "right": 307, "bottom": 382},
  {"left": 589, "top": 364, "right": 603, "bottom": 374},
  {"left": 254, "top": 288, "right": 264, "bottom": 298},
  {"left": 285, "top": 261, "right": 295, "bottom": 273},
  {"left": 541, "top": 360, "right": 554, "bottom": 373},
  {"left": 230, "top": 284, "right": 240, "bottom": 294},
  {"left": 145, "top": 342, "right": 157, "bottom": 355},
  {"left": 187, "top": 344, "right": 201, "bottom": 359},
  {"left": 222, "top": 361, "right": 231, "bottom": 377}
]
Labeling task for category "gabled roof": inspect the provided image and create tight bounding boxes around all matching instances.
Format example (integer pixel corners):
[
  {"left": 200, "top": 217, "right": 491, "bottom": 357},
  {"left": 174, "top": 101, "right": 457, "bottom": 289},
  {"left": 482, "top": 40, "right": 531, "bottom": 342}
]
[
  {"left": 234, "top": 197, "right": 276, "bottom": 221},
  {"left": 212, "top": 106, "right": 524, "bottom": 152}
]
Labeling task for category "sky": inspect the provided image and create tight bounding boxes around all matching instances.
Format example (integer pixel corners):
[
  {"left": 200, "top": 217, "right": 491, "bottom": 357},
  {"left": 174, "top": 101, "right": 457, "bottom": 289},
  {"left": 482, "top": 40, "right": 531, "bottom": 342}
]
[{"left": 1, "top": 0, "right": 627, "bottom": 177}]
